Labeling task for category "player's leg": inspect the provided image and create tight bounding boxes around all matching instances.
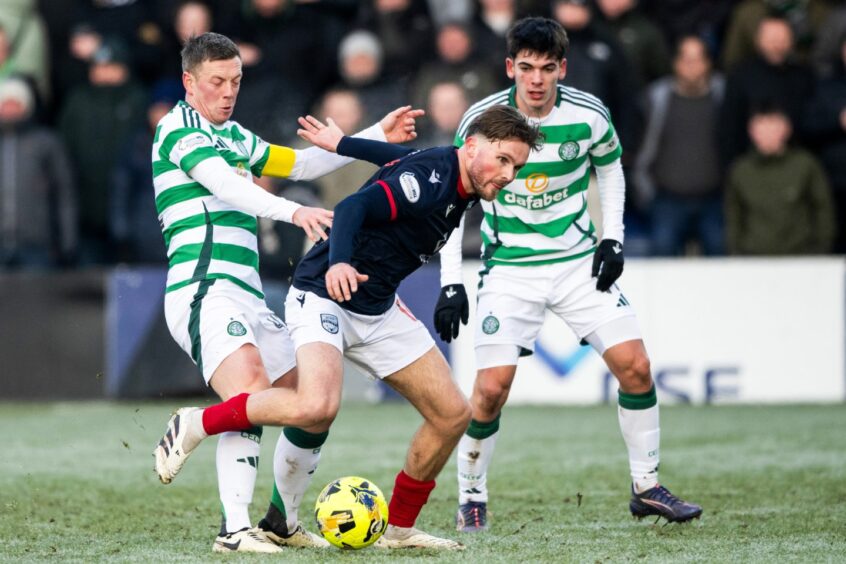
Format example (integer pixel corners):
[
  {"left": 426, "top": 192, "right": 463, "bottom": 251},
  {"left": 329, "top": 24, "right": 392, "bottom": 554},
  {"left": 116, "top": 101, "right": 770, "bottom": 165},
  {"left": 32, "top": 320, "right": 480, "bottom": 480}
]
[
  {"left": 554, "top": 255, "right": 701, "bottom": 522},
  {"left": 154, "top": 327, "right": 344, "bottom": 482},
  {"left": 584, "top": 316, "right": 702, "bottom": 523},
  {"left": 343, "top": 298, "right": 468, "bottom": 549},
  {"left": 208, "top": 345, "right": 274, "bottom": 545},
  {"left": 257, "top": 344, "right": 339, "bottom": 548},
  {"left": 153, "top": 284, "right": 282, "bottom": 553},
  {"left": 454, "top": 265, "right": 547, "bottom": 532},
  {"left": 376, "top": 346, "right": 470, "bottom": 550},
  {"left": 455, "top": 354, "right": 518, "bottom": 532}
]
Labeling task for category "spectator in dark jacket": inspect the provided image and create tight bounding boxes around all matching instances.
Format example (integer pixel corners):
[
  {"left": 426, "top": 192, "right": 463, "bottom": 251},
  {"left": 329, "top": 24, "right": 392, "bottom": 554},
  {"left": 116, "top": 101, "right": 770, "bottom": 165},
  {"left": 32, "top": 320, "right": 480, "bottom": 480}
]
[
  {"left": 721, "top": 16, "right": 814, "bottom": 166},
  {"left": 0, "top": 76, "right": 77, "bottom": 269},
  {"left": 58, "top": 38, "right": 147, "bottom": 265},
  {"left": 726, "top": 105, "right": 835, "bottom": 255},
  {"left": 595, "top": 0, "right": 671, "bottom": 89},
  {"left": 804, "top": 34, "right": 846, "bottom": 253}
]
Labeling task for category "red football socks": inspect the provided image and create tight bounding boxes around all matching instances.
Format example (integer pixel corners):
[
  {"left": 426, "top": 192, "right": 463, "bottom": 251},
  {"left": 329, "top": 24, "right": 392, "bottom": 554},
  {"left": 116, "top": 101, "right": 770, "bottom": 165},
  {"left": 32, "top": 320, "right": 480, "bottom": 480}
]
[
  {"left": 201, "top": 392, "right": 252, "bottom": 435},
  {"left": 388, "top": 470, "right": 436, "bottom": 527}
]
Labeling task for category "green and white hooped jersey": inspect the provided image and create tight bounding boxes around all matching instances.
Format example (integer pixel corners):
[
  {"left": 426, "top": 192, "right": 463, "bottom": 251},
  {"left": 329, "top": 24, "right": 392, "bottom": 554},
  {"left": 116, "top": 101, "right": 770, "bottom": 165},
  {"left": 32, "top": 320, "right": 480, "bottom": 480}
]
[
  {"left": 152, "top": 100, "right": 272, "bottom": 298},
  {"left": 455, "top": 85, "right": 622, "bottom": 267}
]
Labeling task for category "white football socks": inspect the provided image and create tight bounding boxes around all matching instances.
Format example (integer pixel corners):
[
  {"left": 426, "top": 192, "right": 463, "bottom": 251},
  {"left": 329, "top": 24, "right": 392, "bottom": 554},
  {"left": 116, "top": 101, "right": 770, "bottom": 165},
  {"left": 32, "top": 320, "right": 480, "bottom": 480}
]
[
  {"left": 618, "top": 403, "right": 660, "bottom": 493},
  {"left": 273, "top": 428, "right": 326, "bottom": 530},
  {"left": 457, "top": 415, "right": 501, "bottom": 505},
  {"left": 217, "top": 428, "right": 261, "bottom": 533}
]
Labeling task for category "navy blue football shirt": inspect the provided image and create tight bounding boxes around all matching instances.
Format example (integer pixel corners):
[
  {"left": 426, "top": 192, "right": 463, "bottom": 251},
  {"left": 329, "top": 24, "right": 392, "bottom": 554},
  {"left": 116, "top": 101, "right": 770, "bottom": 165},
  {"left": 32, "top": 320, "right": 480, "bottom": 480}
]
[{"left": 293, "top": 141, "right": 477, "bottom": 315}]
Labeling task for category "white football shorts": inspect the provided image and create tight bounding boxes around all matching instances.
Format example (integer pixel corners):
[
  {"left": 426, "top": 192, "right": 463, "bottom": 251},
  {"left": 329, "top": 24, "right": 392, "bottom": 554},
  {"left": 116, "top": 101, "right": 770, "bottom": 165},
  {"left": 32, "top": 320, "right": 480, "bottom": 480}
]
[
  {"left": 285, "top": 286, "right": 435, "bottom": 379},
  {"left": 474, "top": 253, "right": 640, "bottom": 362},
  {"left": 164, "top": 279, "right": 296, "bottom": 384}
]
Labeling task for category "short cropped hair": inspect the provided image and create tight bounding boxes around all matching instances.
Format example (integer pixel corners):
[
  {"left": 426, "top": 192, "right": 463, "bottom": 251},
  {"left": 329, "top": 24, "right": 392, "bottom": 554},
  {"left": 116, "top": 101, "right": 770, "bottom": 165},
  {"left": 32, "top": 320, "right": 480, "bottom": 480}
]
[
  {"left": 181, "top": 32, "right": 240, "bottom": 73},
  {"left": 507, "top": 17, "right": 569, "bottom": 61},
  {"left": 466, "top": 105, "right": 543, "bottom": 152}
]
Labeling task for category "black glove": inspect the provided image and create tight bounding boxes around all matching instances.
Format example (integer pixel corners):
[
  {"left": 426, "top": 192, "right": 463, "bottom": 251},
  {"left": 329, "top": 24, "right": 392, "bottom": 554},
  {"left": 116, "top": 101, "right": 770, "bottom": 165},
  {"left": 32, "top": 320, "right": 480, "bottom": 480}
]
[
  {"left": 433, "top": 284, "right": 469, "bottom": 342},
  {"left": 592, "top": 239, "right": 624, "bottom": 292}
]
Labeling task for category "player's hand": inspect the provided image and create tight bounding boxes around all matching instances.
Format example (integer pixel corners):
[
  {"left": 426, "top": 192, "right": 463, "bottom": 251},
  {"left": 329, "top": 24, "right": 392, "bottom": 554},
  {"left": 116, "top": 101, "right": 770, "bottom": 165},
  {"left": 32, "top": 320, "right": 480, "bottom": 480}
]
[
  {"left": 325, "top": 263, "right": 369, "bottom": 302},
  {"left": 380, "top": 105, "right": 425, "bottom": 144},
  {"left": 292, "top": 206, "right": 333, "bottom": 242},
  {"left": 433, "top": 284, "right": 469, "bottom": 342},
  {"left": 297, "top": 115, "right": 344, "bottom": 153},
  {"left": 592, "top": 239, "right": 624, "bottom": 292}
]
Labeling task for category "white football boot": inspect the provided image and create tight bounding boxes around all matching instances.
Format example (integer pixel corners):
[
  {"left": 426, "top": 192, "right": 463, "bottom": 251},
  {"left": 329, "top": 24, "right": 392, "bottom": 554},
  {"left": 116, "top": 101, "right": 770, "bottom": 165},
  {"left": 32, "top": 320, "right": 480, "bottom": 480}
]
[
  {"left": 153, "top": 407, "right": 203, "bottom": 484},
  {"left": 374, "top": 525, "right": 465, "bottom": 550},
  {"left": 212, "top": 527, "right": 283, "bottom": 553},
  {"left": 263, "top": 522, "right": 330, "bottom": 548}
]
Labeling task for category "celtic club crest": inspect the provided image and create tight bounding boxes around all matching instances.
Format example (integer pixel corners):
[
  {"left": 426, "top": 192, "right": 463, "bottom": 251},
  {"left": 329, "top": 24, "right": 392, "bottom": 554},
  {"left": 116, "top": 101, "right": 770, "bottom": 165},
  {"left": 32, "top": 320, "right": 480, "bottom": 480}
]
[
  {"left": 481, "top": 315, "right": 500, "bottom": 335},
  {"left": 227, "top": 320, "right": 247, "bottom": 336},
  {"left": 558, "top": 141, "right": 579, "bottom": 161}
]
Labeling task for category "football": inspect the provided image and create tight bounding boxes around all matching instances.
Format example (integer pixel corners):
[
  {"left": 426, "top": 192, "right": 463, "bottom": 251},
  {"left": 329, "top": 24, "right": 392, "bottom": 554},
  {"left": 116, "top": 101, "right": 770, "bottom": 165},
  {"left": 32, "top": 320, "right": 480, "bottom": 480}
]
[{"left": 314, "top": 476, "right": 389, "bottom": 549}]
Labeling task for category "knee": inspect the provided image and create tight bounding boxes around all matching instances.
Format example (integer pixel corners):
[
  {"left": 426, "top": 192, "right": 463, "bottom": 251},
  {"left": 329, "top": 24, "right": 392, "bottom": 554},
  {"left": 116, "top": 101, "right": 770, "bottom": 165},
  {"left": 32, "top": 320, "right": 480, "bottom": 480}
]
[
  {"left": 616, "top": 351, "right": 652, "bottom": 391},
  {"left": 474, "top": 371, "right": 511, "bottom": 410},
  {"left": 436, "top": 396, "right": 472, "bottom": 440},
  {"left": 291, "top": 394, "right": 340, "bottom": 430}
]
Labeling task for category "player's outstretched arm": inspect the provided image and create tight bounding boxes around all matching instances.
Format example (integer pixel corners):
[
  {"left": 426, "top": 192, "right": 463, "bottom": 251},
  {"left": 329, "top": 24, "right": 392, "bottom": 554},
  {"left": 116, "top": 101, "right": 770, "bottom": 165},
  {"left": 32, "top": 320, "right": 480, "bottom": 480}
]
[
  {"left": 298, "top": 115, "right": 414, "bottom": 166},
  {"left": 188, "top": 157, "right": 303, "bottom": 223}
]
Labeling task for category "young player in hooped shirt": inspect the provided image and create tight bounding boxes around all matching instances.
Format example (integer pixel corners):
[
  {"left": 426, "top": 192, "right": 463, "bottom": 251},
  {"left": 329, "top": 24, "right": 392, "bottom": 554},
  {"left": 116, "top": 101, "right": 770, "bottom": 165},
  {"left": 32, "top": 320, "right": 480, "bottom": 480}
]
[
  {"left": 151, "top": 32, "right": 424, "bottom": 553},
  {"left": 153, "top": 104, "right": 543, "bottom": 549},
  {"left": 434, "top": 17, "right": 703, "bottom": 531}
]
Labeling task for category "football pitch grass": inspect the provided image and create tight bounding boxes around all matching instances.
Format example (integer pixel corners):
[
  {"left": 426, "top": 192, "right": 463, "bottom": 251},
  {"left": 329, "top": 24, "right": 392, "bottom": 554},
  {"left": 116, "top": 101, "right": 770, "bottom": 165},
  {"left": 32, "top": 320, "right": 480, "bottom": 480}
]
[{"left": 2, "top": 402, "right": 844, "bottom": 563}]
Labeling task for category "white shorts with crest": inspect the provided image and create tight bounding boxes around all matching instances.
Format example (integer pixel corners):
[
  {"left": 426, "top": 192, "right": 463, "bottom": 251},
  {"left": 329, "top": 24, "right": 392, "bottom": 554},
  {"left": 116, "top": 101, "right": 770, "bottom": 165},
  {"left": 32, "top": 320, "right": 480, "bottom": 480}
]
[
  {"left": 285, "top": 286, "right": 435, "bottom": 379},
  {"left": 475, "top": 253, "right": 639, "bottom": 356},
  {"left": 164, "top": 279, "right": 296, "bottom": 384}
]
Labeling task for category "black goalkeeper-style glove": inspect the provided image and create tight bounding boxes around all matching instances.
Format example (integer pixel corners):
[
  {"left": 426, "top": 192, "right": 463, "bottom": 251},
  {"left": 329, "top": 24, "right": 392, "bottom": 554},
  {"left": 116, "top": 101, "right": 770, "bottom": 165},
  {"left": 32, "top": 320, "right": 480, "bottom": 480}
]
[
  {"left": 433, "top": 284, "right": 469, "bottom": 342},
  {"left": 592, "top": 239, "right": 624, "bottom": 292}
]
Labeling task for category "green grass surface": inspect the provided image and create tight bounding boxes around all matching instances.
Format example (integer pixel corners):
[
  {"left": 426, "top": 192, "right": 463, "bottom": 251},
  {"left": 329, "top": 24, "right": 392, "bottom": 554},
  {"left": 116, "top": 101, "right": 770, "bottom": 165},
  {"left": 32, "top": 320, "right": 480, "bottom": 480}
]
[{"left": 1, "top": 402, "right": 844, "bottom": 562}]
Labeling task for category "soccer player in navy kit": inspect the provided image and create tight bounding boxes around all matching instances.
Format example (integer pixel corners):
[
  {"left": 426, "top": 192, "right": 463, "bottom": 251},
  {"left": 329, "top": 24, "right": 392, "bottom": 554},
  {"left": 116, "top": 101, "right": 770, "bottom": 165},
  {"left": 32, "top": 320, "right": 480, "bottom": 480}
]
[{"left": 154, "top": 105, "right": 543, "bottom": 550}]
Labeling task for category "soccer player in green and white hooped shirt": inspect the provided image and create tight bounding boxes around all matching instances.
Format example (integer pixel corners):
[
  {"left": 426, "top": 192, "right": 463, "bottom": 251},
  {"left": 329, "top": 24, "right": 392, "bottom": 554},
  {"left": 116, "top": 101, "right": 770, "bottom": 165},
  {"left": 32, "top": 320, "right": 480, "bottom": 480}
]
[
  {"left": 151, "top": 32, "right": 423, "bottom": 553},
  {"left": 434, "top": 17, "right": 702, "bottom": 531}
]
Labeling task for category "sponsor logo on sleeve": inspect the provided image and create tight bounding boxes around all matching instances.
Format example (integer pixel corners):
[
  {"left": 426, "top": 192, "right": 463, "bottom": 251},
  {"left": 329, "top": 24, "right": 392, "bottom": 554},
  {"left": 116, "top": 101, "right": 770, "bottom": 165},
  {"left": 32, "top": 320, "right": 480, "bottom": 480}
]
[
  {"left": 399, "top": 171, "right": 420, "bottom": 203},
  {"left": 320, "top": 313, "right": 339, "bottom": 334},
  {"left": 178, "top": 133, "right": 208, "bottom": 152}
]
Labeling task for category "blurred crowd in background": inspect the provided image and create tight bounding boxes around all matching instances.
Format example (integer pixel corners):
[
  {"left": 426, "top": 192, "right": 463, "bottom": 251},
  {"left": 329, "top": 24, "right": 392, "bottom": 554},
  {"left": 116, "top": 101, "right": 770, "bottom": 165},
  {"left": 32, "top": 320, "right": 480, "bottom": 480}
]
[{"left": 0, "top": 0, "right": 845, "bottom": 283}]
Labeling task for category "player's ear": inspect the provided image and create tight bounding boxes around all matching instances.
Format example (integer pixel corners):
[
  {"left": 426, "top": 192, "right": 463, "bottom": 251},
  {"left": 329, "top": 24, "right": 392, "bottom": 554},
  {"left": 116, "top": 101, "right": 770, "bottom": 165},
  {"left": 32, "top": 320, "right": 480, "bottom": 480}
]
[
  {"left": 465, "top": 135, "right": 478, "bottom": 158},
  {"left": 505, "top": 58, "right": 515, "bottom": 79},
  {"left": 182, "top": 71, "right": 193, "bottom": 95},
  {"left": 558, "top": 58, "right": 567, "bottom": 80}
]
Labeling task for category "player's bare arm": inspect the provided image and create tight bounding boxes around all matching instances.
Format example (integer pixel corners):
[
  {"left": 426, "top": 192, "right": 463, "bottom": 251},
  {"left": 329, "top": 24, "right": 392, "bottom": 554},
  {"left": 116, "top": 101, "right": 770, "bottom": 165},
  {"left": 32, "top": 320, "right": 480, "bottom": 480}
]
[{"left": 325, "top": 263, "right": 368, "bottom": 302}]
